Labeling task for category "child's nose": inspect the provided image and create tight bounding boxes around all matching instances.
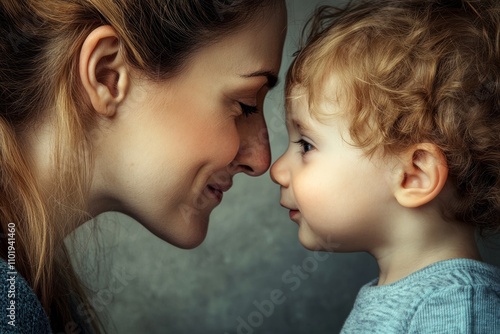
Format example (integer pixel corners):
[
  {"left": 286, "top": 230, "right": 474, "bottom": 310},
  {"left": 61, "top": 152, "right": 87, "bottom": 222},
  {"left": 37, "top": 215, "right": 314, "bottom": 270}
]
[{"left": 270, "top": 154, "right": 289, "bottom": 187}]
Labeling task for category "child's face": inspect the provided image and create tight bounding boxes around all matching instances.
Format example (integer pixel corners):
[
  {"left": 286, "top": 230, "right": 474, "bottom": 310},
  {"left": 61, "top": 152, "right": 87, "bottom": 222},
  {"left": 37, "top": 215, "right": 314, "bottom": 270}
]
[{"left": 270, "top": 86, "right": 397, "bottom": 252}]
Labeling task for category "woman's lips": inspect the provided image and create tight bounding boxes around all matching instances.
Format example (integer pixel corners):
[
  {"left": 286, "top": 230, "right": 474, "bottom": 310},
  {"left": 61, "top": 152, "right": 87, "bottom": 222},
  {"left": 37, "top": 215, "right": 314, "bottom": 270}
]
[
  {"left": 206, "top": 182, "right": 232, "bottom": 203},
  {"left": 207, "top": 185, "right": 223, "bottom": 202}
]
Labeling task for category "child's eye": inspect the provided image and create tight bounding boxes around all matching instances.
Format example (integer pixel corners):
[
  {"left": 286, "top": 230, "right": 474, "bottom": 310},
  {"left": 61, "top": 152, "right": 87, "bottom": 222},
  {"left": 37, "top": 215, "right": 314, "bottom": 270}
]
[
  {"left": 294, "top": 139, "right": 314, "bottom": 154},
  {"left": 238, "top": 102, "right": 259, "bottom": 117}
]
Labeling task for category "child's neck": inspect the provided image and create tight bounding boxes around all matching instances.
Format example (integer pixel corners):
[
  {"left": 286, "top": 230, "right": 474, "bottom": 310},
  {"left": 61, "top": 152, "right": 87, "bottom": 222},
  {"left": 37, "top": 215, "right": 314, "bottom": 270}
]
[{"left": 372, "top": 214, "right": 481, "bottom": 286}]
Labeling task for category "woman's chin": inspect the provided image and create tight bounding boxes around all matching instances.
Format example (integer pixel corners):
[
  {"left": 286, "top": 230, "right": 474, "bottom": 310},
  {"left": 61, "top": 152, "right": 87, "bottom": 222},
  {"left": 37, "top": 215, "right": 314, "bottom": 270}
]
[
  {"left": 169, "top": 231, "right": 208, "bottom": 249},
  {"left": 145, "top": 216, "right": 210, "bottom": 250}
]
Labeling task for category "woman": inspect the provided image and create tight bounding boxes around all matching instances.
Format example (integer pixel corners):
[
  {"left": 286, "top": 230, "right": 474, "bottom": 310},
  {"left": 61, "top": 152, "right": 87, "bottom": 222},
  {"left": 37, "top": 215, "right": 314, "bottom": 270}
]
[{"left": 0, "top": 0, "right": 287, "bottom": 332}]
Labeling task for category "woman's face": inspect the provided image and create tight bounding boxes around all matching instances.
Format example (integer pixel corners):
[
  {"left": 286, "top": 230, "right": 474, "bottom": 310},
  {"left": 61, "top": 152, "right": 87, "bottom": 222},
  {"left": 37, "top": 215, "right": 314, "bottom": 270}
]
[{"left": 91, "top": 7, "right": 287, "bottom": 248}]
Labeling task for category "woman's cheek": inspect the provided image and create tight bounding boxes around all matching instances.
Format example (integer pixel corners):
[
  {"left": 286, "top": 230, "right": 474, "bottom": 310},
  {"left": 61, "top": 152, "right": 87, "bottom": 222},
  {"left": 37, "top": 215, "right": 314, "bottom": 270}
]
[{"left": 207, "top": 123, "right": 240, "bottom": 168}]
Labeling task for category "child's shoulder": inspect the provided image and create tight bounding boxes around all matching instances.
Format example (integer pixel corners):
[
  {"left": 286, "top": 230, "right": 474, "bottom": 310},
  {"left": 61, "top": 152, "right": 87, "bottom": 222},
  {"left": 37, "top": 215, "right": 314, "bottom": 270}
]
[
  {"left": 341, "top": 259, "right": 500, "bottom": 334},
  {"left": 407, "top": 259, "right": 500, "bottom": 333},
  {"left": 390, "top": 258, "right": 500, "bottom": 311},
  {"left": 416, "top": 258, "right": 500, "bottom": 288},
  {"left": 366, "top": 258, "right": 500, "bottom": 295}
]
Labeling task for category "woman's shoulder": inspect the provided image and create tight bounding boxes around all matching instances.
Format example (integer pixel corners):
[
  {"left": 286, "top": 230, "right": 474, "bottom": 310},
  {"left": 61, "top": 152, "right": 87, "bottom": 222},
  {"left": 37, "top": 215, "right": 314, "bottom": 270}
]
[{"left": 0, "top": 258, "right": 52, "bottom": 333}]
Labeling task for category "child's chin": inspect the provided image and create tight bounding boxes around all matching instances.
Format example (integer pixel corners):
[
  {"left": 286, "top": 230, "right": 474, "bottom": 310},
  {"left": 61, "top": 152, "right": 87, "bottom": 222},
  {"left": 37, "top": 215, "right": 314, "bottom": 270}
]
[
  {"left": 299, "top": 232, "right": 343, "bottom": 252},
  {"left": 303, "top": 244, "right": 325, "bottom": 252},
  {"left": 298, "top": 234, "right": 325, "bottom": 251}
]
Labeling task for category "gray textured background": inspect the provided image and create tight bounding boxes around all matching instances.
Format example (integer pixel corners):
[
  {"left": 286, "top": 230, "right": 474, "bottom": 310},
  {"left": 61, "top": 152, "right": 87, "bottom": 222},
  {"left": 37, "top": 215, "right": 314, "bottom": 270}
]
[{"left": 72, "top": 1, "right": 500, "bottom": 333}]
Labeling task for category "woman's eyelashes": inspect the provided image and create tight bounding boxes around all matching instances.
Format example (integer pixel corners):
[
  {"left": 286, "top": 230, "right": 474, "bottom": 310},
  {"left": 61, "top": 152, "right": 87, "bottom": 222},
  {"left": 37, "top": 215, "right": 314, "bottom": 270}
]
[
  {"left": 294, "top": 139, "right": 314, "bottom": 155},
  {"left": 239, "top": 102, "right": 259, "bottom": 117}
]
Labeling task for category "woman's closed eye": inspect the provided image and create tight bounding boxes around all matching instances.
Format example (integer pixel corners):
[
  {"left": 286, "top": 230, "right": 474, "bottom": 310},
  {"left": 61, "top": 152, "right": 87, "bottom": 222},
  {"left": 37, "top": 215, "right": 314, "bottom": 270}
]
[
  {"left": 294, "top": 139, "right": 315, "bottom": 155},
  {"left": 239, "top": 102, "right": 259, "bottom": 117}
]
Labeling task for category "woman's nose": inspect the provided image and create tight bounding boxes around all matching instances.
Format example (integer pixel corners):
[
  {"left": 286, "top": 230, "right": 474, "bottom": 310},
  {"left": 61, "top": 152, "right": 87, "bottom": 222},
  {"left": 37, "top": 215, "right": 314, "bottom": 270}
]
[{"left": 229, "top": 112, "right": 271, "bottom": 176}]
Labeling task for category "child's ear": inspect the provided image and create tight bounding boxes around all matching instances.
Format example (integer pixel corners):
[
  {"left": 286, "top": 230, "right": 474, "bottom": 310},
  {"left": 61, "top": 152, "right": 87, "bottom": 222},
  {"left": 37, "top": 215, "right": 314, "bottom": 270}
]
[
  {"left": 79, "top": 25, "right": 129, "bottom": 117},
  {"left": 393, "top": 143, "right": 448, "bottom": 208}
]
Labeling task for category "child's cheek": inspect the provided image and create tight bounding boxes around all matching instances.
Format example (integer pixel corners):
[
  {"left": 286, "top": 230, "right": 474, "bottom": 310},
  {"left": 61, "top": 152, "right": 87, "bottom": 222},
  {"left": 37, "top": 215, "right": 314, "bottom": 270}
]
[{"left": 293, "top": 168, "right": 332, "bottom": 222}]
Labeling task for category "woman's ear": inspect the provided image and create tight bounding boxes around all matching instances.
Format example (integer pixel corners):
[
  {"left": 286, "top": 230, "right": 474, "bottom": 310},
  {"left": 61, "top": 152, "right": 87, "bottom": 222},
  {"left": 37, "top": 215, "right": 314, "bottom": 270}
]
[
  {"left": 79, "top": 25, "right": 129, "bottom": 117},
  {"left": 393, "top": 143, "right": 448, "bottom": 208}
]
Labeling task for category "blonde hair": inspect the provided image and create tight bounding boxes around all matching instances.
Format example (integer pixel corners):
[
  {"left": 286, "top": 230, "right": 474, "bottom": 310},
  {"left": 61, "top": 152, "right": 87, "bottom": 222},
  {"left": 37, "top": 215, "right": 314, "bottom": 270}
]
[
  {"left": 287, "top": 0, "right": 500, "bottom": 235},
  {"left": 0, "top": 0, "right": 284, "bottom": 332}
]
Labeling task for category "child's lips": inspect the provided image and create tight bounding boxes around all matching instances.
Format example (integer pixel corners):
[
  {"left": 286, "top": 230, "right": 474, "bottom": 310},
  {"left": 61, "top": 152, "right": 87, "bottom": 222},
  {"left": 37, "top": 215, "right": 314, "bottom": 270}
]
[
  {"left": 289, "top": 209, "right": 300, "bottom": 220},
  {"left": 280, "top": 202, "right": 300, "bottom": 220}
]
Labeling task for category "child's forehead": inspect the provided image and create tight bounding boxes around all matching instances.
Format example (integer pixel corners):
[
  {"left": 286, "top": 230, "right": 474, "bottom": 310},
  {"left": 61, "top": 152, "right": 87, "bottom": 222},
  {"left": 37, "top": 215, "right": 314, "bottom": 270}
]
[
  {"left": 284, "top": 88, "right": 309, "bottom": 123},
  {"left": 285, "top": 86, "right": 308, "bottom": 109},
  {"left": 285, "top": 80, "right": 345, "bottom": 120}
]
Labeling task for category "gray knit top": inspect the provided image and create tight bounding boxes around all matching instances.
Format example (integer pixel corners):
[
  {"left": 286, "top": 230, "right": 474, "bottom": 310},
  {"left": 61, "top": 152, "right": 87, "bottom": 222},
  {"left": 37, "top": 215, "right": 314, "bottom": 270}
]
[
  {"left": 341, "top": 258, "right": 500, "bottom": 333},
  {"left": 0, "top": 258, "right": 52, "bottom": 333}
]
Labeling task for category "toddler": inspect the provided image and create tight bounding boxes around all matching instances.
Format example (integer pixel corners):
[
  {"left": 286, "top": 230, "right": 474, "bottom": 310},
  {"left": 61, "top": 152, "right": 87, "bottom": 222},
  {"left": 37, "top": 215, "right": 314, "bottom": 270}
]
[{"left": 271, "top": 0, "right": 500, "bottom": 332}]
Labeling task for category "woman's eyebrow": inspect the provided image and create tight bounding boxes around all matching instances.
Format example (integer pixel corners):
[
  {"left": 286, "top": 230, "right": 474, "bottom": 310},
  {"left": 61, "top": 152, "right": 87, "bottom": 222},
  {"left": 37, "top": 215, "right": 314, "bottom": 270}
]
[{"left": 241, "top": 70, "right": 279, "bottom": 89}]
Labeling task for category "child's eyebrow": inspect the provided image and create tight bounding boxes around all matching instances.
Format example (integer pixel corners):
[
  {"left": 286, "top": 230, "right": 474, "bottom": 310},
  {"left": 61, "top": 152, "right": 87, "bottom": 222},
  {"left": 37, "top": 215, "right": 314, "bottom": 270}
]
[{"left": 288, "top": 117, "right": 311, "bottom": 132}]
